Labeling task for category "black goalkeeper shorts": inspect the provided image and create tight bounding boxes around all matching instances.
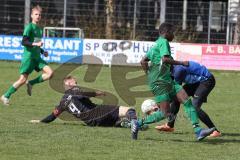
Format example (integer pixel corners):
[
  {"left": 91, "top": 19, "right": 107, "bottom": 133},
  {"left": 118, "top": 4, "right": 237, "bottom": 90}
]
[
  {"left": 77, "top": 105, "right": 120, "bottom": 127},
  {"left": 183, "top": 75, "right": 215, "bottom": 102}
]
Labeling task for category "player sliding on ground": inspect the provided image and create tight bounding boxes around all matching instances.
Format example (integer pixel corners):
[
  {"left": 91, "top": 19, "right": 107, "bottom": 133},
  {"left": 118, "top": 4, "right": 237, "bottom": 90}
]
[
  {"left": 30, "top": 76, "right": 139, "bottom": 140},
  {"left": 140, "top": 22, "right": 214, "bottom": 141},
  {"left": 1, "top": 5, "right": 53, "bottom": 105},
  {"left": 156, "top": 61, "right": 221, "bottom": 137}
]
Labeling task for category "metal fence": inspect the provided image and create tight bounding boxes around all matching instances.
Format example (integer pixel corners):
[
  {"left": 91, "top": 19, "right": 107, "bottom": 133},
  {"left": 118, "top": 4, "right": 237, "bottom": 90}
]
[{"left": 0, "top": 0, "right": 239, "bottom": 44}]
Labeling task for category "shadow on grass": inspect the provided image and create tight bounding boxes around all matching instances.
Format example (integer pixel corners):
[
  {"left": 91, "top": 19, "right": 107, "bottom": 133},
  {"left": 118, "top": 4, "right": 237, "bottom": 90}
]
[
  {"left": 144, "top": 137, "right": 240, "bottom": 144},
  {"left": 144, "top": 133, "right": 240, "bottom": 144},
  {"left": 222, "top": 132, "right": 240, "bottom": 137}
]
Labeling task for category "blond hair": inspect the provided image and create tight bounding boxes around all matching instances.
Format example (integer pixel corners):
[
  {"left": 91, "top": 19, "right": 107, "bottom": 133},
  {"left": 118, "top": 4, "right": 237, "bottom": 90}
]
[{"left": 31, "top": 5, "right": 42, "bottom": 13}]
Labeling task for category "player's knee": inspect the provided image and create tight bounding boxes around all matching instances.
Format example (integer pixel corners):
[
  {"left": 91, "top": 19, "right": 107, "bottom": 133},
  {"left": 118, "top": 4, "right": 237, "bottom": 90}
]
[
  {"left": 18, "top": 76, "right": 27, "bottom": 84},
  {"left": 46, "top": 70, "right": 54, "bottom": 79},
  {"left": 48, "top": 70, "right": 54, "bottom": 79}
]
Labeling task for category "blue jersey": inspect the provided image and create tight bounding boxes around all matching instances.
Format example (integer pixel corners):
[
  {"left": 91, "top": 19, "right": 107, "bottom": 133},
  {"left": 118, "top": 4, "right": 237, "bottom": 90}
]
[{"left": 172, "top": 61, "right": 212, "bottom": 84}]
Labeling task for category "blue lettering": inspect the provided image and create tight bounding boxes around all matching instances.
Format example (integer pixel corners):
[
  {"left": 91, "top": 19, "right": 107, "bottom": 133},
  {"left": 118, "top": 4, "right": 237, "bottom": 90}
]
[
  {"left": 94, "top": 43, "right": 99, "bottom": 50},
  {"left": 133, "top": 42, "right": 140, "bottom": 52},
  {"left": 86, "top": 43, "right": 91, "bottom": 51}
]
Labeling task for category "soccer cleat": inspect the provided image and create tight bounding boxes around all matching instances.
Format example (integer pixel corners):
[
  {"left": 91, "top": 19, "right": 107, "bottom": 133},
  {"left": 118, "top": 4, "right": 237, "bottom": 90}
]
[
  {"left": 120, "top": 119, "right": 131, "bottom": 128},
  {"left": 121, "top": 120, "right": 148, "bottom": 131},
  {"left": 26, "top": 82, "right": 32, "bottom": 96},
  {"left": 208, "top": 130, "right": 221, "bottom": 138},
  {"left": 1, "top": 95, "right": 9, "bottom": 106},
  {"left": 131, "top": 119, "right": 139, "bottom": 140},
  {"left": 155, "top": 123, "right": 174, "bottom": 132},
  {"left": 196, "top": 127, "right": 215, "bottom": 141}
]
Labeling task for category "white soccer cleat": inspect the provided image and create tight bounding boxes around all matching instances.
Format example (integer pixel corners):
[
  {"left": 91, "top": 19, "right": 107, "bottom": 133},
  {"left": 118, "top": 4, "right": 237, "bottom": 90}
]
[
  {"left": 26, "top": 82, "right": 32, "bottom": 96},
  {"left": 1, "top": 95, "right": 10, "bottom": 106}
]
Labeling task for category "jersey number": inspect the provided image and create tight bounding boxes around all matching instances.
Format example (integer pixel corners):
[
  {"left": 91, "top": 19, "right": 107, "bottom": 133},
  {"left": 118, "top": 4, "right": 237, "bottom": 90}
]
[{"left": 68, "top": 102, "right": 81, "bottom": 114}]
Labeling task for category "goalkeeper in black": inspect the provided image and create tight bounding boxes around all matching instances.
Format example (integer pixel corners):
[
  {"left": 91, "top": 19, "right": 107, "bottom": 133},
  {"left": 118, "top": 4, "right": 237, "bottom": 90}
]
[{"left": 30, "top": 76, "right": 139, "bottom": 140}]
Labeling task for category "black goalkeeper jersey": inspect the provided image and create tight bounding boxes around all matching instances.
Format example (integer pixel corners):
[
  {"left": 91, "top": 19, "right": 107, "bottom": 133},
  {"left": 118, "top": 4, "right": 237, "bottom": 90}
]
[
  {"left": 41, "top": 86, "right": 120, "bottom": 126},
  {"left": 53, "top": 86, "right": 98, "bottom": 118}
]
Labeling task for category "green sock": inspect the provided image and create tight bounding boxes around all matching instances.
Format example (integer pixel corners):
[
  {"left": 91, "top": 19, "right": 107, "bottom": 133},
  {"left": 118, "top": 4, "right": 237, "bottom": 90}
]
[
  {"left": 4, "top": 85, "right": 17, "bottom": 98},
  {"left": 183, "top": 99, "right": 201, "bottom": 133},
  {"left": 138, "top": 110, "right": 165, "bottom": 126},
  {"left": 29, "top": 75, "right": 44, "bottom": 86}
]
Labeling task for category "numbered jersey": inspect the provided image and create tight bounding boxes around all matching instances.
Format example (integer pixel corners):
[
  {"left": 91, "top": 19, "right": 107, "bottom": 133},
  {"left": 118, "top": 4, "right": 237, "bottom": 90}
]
[
  {"left": 52, "top": 86, "right": 120, "bottom": 126},
  {"left": 53, "top": 86, "right": 97, "bottom": 118}
]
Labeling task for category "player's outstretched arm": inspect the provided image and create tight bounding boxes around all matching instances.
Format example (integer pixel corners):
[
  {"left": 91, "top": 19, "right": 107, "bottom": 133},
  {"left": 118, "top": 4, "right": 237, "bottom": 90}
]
[
  {"left": 162, "top": 56, "right": 189, "bottom": 66},
  {"left": 29, "top": 113, "right": 57, "bottom": 124},
  {"left": 40, "top": 113, "right": 57, "bottom": 123}
]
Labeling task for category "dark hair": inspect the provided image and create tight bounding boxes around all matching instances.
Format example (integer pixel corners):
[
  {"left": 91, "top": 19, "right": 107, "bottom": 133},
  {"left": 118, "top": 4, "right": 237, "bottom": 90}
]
[{"left": 158, "top": 23, "right": 174, "bottom": 35}]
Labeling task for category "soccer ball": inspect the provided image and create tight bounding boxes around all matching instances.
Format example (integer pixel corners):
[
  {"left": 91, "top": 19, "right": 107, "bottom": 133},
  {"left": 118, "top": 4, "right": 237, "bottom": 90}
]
[{"left": 141, "top": 99, "right": 156, "bottom": 114}]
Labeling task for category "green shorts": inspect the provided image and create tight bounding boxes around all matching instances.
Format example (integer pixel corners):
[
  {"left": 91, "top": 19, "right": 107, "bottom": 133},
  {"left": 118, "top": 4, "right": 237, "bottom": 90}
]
[
  {"left": 152, "top": 82, "right": 182, "bottom": 103},
  {"left": 19, "top": 57, "right": 48, "bottom": 74}
]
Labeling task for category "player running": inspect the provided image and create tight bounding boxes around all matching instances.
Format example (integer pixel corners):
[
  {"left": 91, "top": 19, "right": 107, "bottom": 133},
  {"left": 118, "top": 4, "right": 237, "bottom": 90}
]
[
  {"left": 140, "top": 22, "right": 214, "bottom": 141},
  {"left": 156, "top": 61, "right": 221, "bottom": 137},
  {"left": 30, "top": 76, "right": 139, "bottom": 140},
  {"left": 1, "top": 5, "right": 53, "bottom": 105}
]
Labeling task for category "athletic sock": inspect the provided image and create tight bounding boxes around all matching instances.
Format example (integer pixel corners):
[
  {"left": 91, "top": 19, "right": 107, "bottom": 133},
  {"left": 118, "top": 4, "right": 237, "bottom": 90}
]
[
  {"left": 197, "top": 108, "right": 216, "bottom": 129},
  {"left": 183, "top": 98, "right": 201, "bottom": 133},
  {"left": 29, "top": 75, "right": 44, "bottom": 86},
  {"left": 139, "top": 110, "right": 165, "bottom": 125},
  {"left": 168, "top": 101, "right": 180, "bottom": 128},
  {"left": 4, "top": 85, "right": 17, "bottom": 98}
]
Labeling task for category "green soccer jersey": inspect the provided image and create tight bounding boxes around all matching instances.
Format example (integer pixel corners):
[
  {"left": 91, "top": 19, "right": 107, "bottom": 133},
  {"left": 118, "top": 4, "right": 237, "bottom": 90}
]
[
  {"left": 146, "top": 36, "right": 174, "bottom": 94},
  {"left": 23, "top": 23, "right": 43, "bottom": 59}
]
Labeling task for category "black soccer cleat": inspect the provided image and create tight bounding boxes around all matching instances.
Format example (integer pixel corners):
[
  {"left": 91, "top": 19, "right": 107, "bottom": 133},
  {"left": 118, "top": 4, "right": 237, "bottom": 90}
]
[{"left": 131, "top": 119, "right": 139, "bottom": 140}]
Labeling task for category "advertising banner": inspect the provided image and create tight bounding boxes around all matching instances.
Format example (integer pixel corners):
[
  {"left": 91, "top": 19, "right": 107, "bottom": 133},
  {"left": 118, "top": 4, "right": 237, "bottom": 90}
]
[
  {"left": 83, "top": 39, "right": 179, "bottom": 65},
  {"left": 0, "top": 35, "right": 83, "bottom": 63},
  {"left": 202, "top": 44, "right": 240, "bottom": 70},
  {"left": 175, "top": 43, "right": 202, "bottom": 63}
]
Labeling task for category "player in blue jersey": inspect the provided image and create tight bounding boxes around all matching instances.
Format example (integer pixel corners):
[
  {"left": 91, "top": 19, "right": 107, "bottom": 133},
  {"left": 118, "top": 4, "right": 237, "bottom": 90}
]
[{"left": 156, "top": 61, "right": 221, "bottom": 137}]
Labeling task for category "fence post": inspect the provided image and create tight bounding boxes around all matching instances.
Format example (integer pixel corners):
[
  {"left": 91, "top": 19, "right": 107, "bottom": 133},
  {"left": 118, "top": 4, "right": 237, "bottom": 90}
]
[
  {"left": 24, "top": 0, "right": 31, "bottom": 26},
  {"left": 208, "top": 1, "right": 213, "bottom": 44},
  {"left": 133, "top": 0, "right": 137, "bottom": 39},
  {"left": 182, "top": 0, "right": 187, "bottom": 30},
  {"left": 160, "top": 0, "right": 166, "bottom": 24},
  {"left": 63, "top": 0, "right": 67, "bottom": 37}
]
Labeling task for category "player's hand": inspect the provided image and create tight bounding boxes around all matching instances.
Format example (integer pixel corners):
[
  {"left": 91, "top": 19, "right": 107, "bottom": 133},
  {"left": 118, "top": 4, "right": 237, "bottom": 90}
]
[
  {"left": 33, "top": 41, "right": 43, "bottom": 47},
  {"left": 29, "top": 120, "right": 41, "bottom": 123},
  {"left": 181, "top": 61, "right": 189, "bottom": 66},
  {"left": 96, "top": 91, "right": 106, "bottom": 96},
  {"left": 43, "top": 51, "right": 48, "bottom": 57}
]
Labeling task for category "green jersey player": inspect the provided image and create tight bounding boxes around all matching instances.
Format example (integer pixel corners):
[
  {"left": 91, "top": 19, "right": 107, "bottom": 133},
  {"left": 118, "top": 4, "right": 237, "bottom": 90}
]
[
  {"left": 140, "top": 23, "right": 214, "bottom": 141},
  {"left": 1, "top": 5, "right": 53, "bottom": 105}
]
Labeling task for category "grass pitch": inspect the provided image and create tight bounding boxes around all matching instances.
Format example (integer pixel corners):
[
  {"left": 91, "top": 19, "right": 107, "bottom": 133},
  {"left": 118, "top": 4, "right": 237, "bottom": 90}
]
[{"left": 0, "top": 61, "right": 240, "bottom": 160}]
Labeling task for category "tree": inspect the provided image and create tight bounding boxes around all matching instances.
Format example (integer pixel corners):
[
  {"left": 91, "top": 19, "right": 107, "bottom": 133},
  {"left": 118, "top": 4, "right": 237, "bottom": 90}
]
[
  {"left": 233, "top": 1, "right": 240, "bottom": 44},
  {"left": 105, "top": 0, "right": 115, "bottom": 39}
]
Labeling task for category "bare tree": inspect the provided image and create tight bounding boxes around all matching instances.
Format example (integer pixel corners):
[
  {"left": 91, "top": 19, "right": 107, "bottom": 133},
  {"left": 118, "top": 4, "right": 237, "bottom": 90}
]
[
  {"left": 105, "top": 0, "right": 115, "bottom": 39},
  {"left": 233, "top": 2, "right": 240, "bottom": 44}
]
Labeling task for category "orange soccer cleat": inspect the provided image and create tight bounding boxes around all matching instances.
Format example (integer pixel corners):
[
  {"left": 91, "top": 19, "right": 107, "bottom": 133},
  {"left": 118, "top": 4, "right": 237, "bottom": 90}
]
[
  {"left": 155, "top": 123, "right": 174, "bottom": 132},
  {"left": 208, "top": 130, "right": 221, "bottom": 138}
]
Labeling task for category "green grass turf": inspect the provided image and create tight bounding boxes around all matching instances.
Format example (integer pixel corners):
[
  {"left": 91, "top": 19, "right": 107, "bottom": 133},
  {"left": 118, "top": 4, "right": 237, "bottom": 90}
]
[{"left": 0, "top": 60, "right": 240, "bottom": 160}]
